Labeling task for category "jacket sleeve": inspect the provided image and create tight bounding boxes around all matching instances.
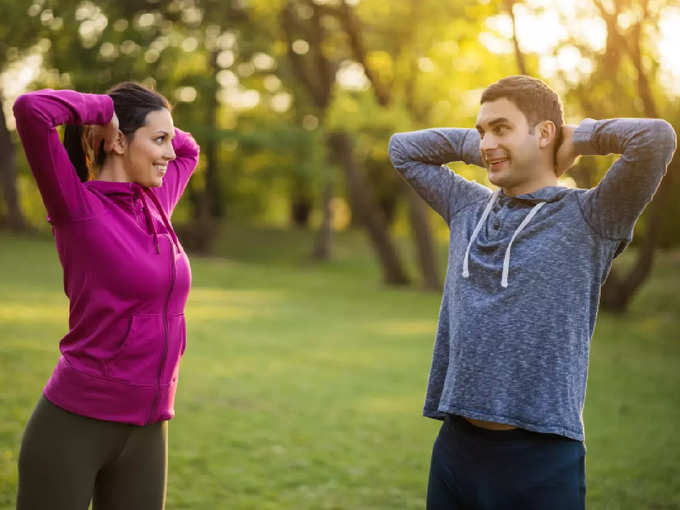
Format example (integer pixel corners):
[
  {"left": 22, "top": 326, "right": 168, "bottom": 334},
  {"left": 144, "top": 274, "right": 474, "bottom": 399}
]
[
  {"left": 574, "top": 118, "right": 677, "bottom": 246},
  {"left": 153, "top": 128, "right": 200, "bottom": 216},
  {"left": 13, "top": 90, "right": 114, "bottom": 223},
  {"left": 388, "top": 128, "right": 491, "bottom": 223}
]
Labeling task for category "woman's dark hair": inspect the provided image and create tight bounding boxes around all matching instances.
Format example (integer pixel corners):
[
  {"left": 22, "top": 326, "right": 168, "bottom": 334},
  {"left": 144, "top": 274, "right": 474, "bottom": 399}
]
[{"left": 64, "top": 82, "right": 171, "bottom": 182}]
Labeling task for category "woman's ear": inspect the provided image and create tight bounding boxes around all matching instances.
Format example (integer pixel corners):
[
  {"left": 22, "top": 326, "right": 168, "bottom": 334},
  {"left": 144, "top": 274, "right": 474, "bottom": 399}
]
[
  {"left": 110, "top": 130, "right": 127, "bottom": 156},
  {"left": 538, "top": 121, "right": 557, "bottom": 149}
]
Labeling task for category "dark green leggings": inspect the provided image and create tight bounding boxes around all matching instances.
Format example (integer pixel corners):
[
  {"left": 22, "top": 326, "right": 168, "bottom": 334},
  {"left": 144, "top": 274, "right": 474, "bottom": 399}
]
[{"left": 17, "top": 396, "right": 167, "bottom": 510}]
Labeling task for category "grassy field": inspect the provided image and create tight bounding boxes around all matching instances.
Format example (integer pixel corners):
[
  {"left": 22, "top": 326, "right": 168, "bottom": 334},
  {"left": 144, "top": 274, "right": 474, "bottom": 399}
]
[{"left": 0, "top": 227, "right": 678, "bottom": 509}]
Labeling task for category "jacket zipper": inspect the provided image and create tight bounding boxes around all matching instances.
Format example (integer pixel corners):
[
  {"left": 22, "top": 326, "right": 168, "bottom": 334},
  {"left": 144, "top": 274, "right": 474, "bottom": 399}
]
[{"left": 146, "top": 237, "right": 176, "bottom": 425}]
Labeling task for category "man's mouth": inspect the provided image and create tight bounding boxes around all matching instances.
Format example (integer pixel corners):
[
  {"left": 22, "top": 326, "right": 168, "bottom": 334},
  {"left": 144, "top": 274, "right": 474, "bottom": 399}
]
[{"left": 487, "top": 158, "right": 509, "bottom": 171}]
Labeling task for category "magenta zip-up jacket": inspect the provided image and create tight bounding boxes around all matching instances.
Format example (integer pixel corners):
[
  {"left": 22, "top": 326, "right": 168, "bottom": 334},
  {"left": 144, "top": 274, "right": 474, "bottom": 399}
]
[{"left": 13, "top": 89, "right": 200, "bottom": 425}]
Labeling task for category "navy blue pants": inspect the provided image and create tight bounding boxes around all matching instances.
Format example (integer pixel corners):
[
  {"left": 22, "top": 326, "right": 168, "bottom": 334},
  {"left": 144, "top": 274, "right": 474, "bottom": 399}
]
[{"left": 427, "top": 415, "right": 586, "bottom": 510}]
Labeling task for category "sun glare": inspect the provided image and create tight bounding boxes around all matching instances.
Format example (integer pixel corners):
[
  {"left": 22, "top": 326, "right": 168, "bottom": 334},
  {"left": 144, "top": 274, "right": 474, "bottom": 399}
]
[
  {"left": 658, "top": 7, "right": 680, "bottom": 94},
  {"left": 481, "top": 0, "right": 680, "bottom": 92}
]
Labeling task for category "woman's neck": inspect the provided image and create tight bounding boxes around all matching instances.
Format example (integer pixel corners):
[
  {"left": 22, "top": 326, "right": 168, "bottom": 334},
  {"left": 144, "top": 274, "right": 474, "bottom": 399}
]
[{"left": 97, "top": 158, "right": 130, "bottom": 183}]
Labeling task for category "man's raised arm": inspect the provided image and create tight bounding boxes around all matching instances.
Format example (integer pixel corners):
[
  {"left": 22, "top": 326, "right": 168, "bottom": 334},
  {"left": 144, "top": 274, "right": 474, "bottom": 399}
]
[
  {"left": 388, "top": 128, "right": 490, "bottom": 223},
  {"left": 566, "top": 118, "right": 676, "bottom": 245}
]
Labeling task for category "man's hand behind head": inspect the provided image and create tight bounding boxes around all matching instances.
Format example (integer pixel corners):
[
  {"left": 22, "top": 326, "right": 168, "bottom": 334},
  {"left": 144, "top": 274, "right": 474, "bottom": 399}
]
[{"left": 555, "top": 124, "right": 579, "bottom": 177}]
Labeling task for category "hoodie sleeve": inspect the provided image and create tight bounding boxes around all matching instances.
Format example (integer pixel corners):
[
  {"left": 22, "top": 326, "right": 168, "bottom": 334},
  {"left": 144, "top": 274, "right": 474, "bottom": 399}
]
[
  {"left": 388, "top": 128, "right": 491, "bottom": 223},
  {"left": 13, "top": 90, "right": 114, "bottom": 223},
  {"left": 153, "top": 128, "right": 200, "bottom": 216},
  {"left": 574, "top": 118, "right": 677, "bottom": 245}
]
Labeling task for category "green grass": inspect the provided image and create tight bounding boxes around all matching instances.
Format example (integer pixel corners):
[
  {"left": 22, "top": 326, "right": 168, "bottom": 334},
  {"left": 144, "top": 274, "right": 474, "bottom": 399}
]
[{"left": 0, "top": 227, "right": 678, "bottom": 509}]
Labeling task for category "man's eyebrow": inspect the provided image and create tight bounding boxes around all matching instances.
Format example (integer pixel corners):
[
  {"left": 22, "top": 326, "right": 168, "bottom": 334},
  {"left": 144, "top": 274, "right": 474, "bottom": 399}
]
[{"left": 475, "top": 117, "right": 511, "bottom": 131}]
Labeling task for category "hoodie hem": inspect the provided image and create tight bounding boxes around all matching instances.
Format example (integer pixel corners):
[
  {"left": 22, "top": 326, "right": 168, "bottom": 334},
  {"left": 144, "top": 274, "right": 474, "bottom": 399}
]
[{"left": 43, "top": 356, "right": 176, "bottom": 426}]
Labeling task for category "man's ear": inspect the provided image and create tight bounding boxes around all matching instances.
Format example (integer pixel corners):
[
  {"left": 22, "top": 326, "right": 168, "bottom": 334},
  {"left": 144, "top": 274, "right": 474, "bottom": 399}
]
[
  {"left": 110, "top": 130, "right": 127, "bottom": 156},
  {"left": 537, "top": 121, "right": 557, "bottom": 149}
]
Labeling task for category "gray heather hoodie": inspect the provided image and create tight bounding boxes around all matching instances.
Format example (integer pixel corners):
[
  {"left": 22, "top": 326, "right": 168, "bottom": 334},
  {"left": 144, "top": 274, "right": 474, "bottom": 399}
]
[{"left": 388, "top": 118, "right": 676, "bottom": 440}]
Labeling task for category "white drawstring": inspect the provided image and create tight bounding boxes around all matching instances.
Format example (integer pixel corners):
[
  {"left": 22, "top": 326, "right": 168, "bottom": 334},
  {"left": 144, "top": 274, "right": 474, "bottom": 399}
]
[
  {"left": 462, "top": 190, "right": 499, "bottom": 278},
  {"left": 501, "top": 202, "right": 545, "bottom": 288},
  {"left": 462, "top": 190, "right": 546, "bottom": 288}
]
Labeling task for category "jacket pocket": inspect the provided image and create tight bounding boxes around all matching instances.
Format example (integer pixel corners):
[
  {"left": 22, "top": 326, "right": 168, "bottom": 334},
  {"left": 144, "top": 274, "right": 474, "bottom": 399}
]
[
  {"left": 163, "top": 314, "right": 186, "bottom": 384},
  {"left": 104, "top": 314, "right": 163, "bottom": 385}
]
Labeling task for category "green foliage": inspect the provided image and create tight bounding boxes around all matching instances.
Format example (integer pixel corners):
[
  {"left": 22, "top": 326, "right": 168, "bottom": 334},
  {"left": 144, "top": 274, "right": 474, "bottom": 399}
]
[{"left": 3, "top": 0, "right": 679, "bottom": 241}]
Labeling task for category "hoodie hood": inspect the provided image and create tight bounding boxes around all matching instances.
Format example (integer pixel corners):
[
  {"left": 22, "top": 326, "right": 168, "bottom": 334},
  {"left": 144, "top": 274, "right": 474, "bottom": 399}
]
[
  {"left": 500, "top": 185, "right": 572, "bottom": 204},
  {"left": 85, "top": 179, "right": 138, "bottom": 196},
  {"left": 85, "top": 180, "right": 182, "bottom": 254}
]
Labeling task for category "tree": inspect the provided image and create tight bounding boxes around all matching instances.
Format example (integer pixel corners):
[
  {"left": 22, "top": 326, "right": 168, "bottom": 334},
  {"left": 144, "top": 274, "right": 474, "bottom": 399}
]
[
  {"left": 330, "top": 0, "right": 440, "bottom": 289},
  {"left": 548, "top": 0, "right": 679, "bottom": 312},
  {"left": 0, "top": 0, "right": 57, "bottom": 231},
  {"left": 279, "top": 0, "right": 410, "bottom": 282},
  {"left": 0, "top": 94, "right": 24, "bottom": 231},
  {"left": 588, "top": 0, "right": 677, "bottom": 312}
]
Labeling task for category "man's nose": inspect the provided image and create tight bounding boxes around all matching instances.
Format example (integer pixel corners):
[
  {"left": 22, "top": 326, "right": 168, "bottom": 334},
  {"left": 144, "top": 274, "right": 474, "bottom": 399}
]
[{"left": 479, "top": 133, "right": 497, "bottom": 152}]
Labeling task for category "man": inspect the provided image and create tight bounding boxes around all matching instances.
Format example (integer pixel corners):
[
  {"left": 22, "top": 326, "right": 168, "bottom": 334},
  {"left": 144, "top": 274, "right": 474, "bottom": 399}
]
[{"left": 388, "top": 75, "right": 676, "bottom": 509}]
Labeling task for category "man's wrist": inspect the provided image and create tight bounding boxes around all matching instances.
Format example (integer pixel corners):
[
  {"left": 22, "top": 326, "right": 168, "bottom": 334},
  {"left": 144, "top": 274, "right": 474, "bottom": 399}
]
[{"left": 572, "top": 118, "right": 599, "bottom": 156}]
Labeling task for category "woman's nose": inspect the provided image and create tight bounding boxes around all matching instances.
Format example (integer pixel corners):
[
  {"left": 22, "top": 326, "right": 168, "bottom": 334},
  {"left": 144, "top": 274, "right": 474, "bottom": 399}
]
[{"left": 165, "top": 145, "right": 176, "bottom": 161}]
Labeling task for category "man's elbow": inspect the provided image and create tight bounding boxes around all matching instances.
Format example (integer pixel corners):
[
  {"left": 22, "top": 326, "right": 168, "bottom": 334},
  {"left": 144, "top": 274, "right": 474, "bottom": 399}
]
[
  {"left": 388, "top": 133, "right": 406, "bottom": 167},
  {"left": 652, "top": 119, "right": 677, "bottom": 157}
]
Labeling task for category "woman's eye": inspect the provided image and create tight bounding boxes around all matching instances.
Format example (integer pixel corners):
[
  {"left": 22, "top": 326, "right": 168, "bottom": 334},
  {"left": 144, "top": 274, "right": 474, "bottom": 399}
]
[{"left": 155, "top": 136, "right": 165, "bottom": 144}]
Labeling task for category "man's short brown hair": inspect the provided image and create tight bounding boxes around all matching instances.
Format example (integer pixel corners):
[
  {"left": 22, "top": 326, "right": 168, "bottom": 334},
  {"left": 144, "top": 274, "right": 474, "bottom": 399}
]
[{"left": 481, "top": 75, "right": 564, "bottom": 146}]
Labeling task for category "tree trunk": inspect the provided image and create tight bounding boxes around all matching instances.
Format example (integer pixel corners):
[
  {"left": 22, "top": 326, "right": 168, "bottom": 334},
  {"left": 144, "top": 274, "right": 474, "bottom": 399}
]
[
  {"left": 290, "top": 181, "right": 312, "bottom": 228},
  {"left": 597, "top": 4, "right": 666, "bottom": 312},
  {"left": 404, "top": 184, "right": 441, "bottom": 290},
  {"left": 328, "top": 131, "right": 409, "bottom": 285},
  {"left": 281, "top": 1, "right": 336, "bottom": 258},
  {"left": 0, "top": 94, "right": 27, "bottom": 231},
  {"left": 312, "top": 180, "right": 333, "bottom": 259},
  {"left": 504, "top": 0, "right": 528, "bottom": 75},
  {"left": 601, "top": 155, "right": 675, "bottom": 312},
  {"left": 177, "top": 51, "right": 221, "bottom": 254},
  {"left": 205, "top": 50, "right": 223, "bottom": 219},
  {"left": 335, "top": 0, "right": 439, "bottom": 286},
  {"left": 177, "top": 179, "right": 214, "bottom": 254}
]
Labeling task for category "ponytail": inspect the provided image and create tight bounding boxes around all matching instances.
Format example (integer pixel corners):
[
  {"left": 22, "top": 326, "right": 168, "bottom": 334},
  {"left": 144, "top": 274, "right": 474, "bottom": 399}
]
[
  {"left": 64, "top": 124, "right": 107, "bottom": 182},
  {"left": 64, "top": 125, "right": 90, "bottom": 182}
]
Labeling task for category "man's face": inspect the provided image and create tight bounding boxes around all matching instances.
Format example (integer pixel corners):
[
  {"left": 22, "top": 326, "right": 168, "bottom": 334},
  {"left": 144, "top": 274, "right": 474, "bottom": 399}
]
[{"left": 475, "top": 97, "right": 544, "bottom": 192}]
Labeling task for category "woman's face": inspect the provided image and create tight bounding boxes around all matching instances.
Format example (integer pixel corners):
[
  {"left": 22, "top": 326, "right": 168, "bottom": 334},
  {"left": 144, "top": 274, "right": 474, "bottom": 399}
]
[{"left": 123, "top": 108, "right": 176, "bottom": 187}]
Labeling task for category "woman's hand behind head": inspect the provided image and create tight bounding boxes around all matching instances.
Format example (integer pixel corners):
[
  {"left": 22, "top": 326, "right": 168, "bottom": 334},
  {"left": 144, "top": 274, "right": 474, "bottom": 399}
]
[{"left": 91, "top": 111, "right": 120, "bottom": 158}]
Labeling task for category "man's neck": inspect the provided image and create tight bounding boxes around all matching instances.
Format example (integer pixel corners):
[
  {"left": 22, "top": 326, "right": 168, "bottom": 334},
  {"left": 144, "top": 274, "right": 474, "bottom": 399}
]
[{"left": 503, "top": 174, "right": 558, "bottom": 197}]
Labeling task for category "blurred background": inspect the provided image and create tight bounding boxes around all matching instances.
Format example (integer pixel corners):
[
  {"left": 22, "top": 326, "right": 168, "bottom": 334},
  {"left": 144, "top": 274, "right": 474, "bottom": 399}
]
[{"left": 0, "top": 0, "right": 679, "bottom": 508}]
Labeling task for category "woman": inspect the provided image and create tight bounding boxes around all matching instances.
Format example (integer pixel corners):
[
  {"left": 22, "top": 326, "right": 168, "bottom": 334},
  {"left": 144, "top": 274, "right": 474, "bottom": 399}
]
[{"left": 13, "top": 82, "right": 199, "bottom": 510}]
